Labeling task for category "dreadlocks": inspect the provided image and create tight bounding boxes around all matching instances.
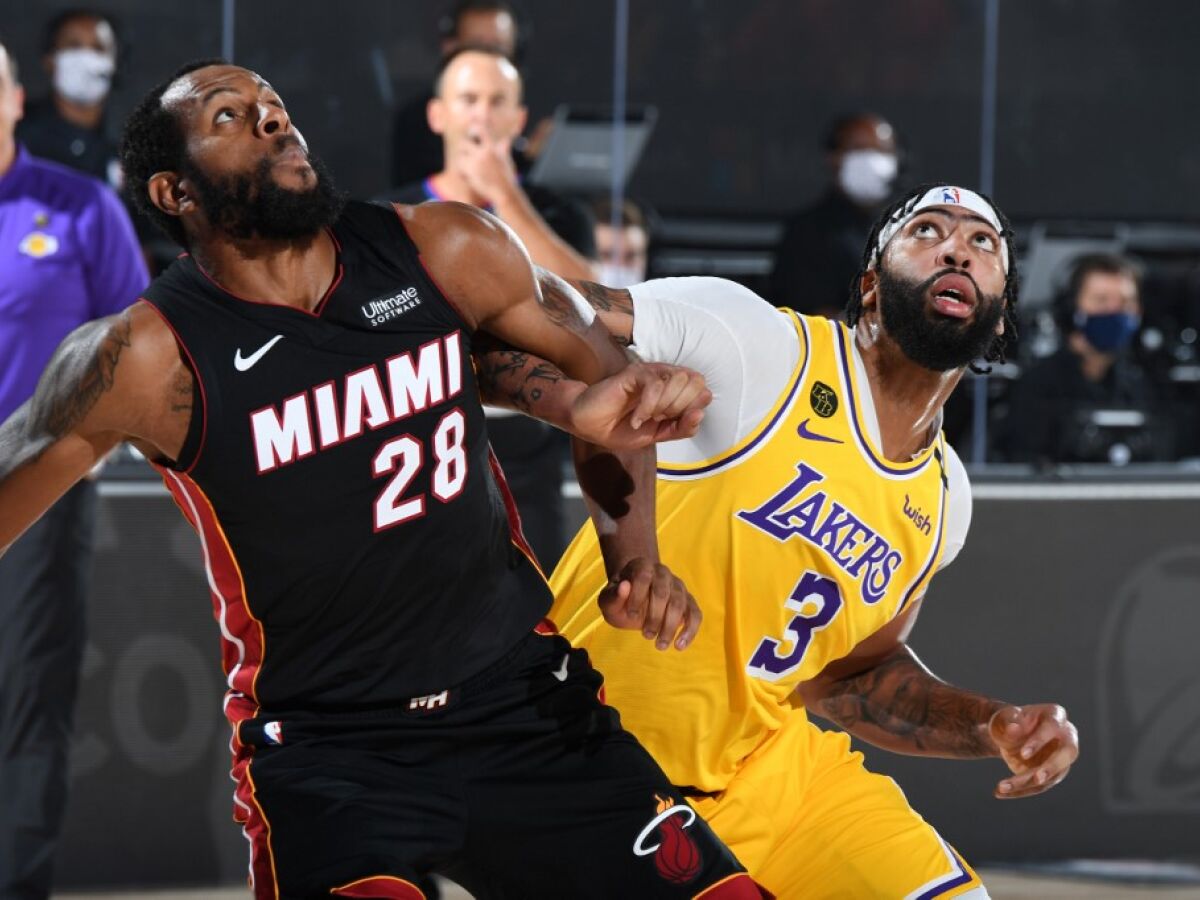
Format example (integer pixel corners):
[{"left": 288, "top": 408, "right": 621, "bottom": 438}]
[{"left": 843, "top": 182, "right": 1020, "bottom": 371}]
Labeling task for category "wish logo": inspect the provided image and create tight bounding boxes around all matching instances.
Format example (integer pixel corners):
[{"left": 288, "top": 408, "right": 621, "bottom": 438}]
[
  {"left": 361, "top": 286, "right": 421, "bottom": 326},
  {"left": 1098, "top": 546, "right": 1200, "bottom": 812}
]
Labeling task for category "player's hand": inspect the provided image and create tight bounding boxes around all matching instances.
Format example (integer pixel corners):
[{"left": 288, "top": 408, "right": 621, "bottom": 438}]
[
  {"left": 597, "top": 558, "right": 702, "bottom": 651},
  {"left": 988, "top": 704, "right": 1079, "bottom": 799},
  {"left": 568, "top": 363, "right": 711, "bottom": 450}
]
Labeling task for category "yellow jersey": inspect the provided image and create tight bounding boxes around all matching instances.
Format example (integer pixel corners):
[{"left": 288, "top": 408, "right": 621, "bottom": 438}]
[{"left": 550, "top": 311, "right": 952, "bottom": 792}]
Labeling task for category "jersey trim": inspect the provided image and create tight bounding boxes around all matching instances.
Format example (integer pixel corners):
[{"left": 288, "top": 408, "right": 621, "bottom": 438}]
[
  {"left": 904, "top": 837, "right": 980, "bottom": 900},
  {"left": 181, "top": 228, "right": 344, "bottom": 319},
  {"left": 832, "top": 320, "right": 937, "bottom": 479},
  {"left": 657, "top": 310, "right": 810, "bottom": 480},
  {"left": 893, "top": 434, "right": 950, "bottom": 619},
  {"left": 158, "top": 468, "right": 265, "bottom": 710},
  {"left": 390, "top": 204, "right": 475, "bottom": 332},
  {"left": 139, "top": 300, "right": 208, "bottom": 474}
]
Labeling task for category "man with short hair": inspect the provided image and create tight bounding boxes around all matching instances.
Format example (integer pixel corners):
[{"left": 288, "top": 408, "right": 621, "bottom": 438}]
[
  {"left": 771, "top": 112, "right": 900, "bottom": 318},
  {"left": 1003, "top": 252, "right": 1171, "bottom": 463},
  {"left": 0, "top": 59, "right": 763, "bottom": 899},
  {"left": 482, "top": 184, "right": 1081, "bottom": 899},
  {"left": 390, "top": 0, "right": 521, "bottom": 188},
  {"left": 381, "top": 44, "right": 597, "bottom": 568},
  {"left": 0, "top": 38, "right": 148, "bottom": 900},
  {"left": 385, "top": 45, "right": 594, "bottom": 281}
]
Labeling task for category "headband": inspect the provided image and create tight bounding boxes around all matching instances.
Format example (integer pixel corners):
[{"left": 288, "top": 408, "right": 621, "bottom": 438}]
[{"left": 873, "top": 185, "right": 1009, "bottom": 273}]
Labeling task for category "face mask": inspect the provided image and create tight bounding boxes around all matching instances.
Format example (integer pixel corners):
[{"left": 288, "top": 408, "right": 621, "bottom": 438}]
[
  {"left": 53, "top": 48, "right": 115, "bottom": 106},
  {"left": 598, "top": 263, "right": 644, "bottom": 289},
  {"left": 838, "top": 150, "right": 898, "bottom": 206},
  {"left": 1074, "top": 311, "right": 1140, "bottom": 353}
]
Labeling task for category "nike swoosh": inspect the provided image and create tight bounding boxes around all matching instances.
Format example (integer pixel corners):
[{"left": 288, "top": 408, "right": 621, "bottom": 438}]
[
  {"left": 796, "top": 418, "right": 844, "bottom": 444},
  {"left": 234, "top": 335, "right": 285, "bottom": 372},
  {"left": 551, "top": 653, "right": 570, "bottom": 682}
]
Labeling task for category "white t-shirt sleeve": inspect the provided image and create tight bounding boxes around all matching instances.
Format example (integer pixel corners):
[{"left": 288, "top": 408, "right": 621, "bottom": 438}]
[
  {"left": 627, "top": 277, "right": 800, "bottom": 463},
  {"left": 936, "top": 442, "right": 972, "bottom": 570}
]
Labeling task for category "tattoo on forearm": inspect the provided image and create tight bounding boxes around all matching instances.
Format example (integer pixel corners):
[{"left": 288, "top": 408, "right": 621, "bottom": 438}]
[
  {"left": 474, "top": 345, "right": 564, "bottom": 414},
  {"left": 815, "top": 649, "right": 1003, "bottom": 758}
]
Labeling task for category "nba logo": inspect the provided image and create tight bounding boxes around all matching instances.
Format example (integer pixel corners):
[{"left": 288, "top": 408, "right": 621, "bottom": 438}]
[
  {"left": 941, "top": 187, "right": 961, "bottom": 204},
  {"left": 263, "top": 721, "right": 284, "bottom": 745}
]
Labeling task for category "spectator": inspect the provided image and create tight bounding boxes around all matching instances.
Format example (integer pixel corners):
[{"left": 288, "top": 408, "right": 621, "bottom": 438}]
[
  {"left": 389, "top": 0, "right": 520, "bottom": 188},
  {"left": 0, "top": 39, "right": 148, "bottom": 900},
  {"left": 381, "top": 45, "right": 595, "bottom": 278},
  {"left": 379, "top": 45, "right": 597, "bottom": 570},
  {"left": 770, "top": 112, "right": 898, "bottom": 318},
  {"left": 1001, "top": 253, "right": 1174, "bottom": 465},
  {"left": 591, "top": 195, "right": 650, "bottom": 287},
  {"left": 16, "top": 9, "right": 120, "bottom": 189}
]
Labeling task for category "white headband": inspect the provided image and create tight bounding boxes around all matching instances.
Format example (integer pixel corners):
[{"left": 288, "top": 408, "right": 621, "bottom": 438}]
[{"left": 873, "top": 185, "right": 1009, "bottom": 273}]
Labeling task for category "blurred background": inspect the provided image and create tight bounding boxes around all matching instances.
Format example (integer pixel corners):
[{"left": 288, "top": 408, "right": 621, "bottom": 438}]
[{"left": 2, "top": 0, "right": 1199, "bottom": 896}]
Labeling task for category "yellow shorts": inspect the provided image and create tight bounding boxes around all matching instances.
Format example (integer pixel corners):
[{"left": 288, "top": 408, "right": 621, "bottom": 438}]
[{"left": 689, "top": 712, "right": 987, "bottom": 899}]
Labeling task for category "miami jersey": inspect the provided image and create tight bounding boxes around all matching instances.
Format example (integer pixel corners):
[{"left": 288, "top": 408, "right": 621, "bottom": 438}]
[{"left": 550, "top": 277, "right": 969, "bottom": 793}]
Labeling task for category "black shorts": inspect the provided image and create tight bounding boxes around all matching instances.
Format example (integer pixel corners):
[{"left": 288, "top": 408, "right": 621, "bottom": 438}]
[{"left": 234, "top": 630, "right": 751, "bottom": 899}]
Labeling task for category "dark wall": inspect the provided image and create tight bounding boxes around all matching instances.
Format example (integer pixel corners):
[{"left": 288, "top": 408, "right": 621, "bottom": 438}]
[
  {"left": 5, "top": 1, "right": 1197, "bottom": 221},
  {"left": 62, "top": 487, "right": 1200, "bottom": 886}
]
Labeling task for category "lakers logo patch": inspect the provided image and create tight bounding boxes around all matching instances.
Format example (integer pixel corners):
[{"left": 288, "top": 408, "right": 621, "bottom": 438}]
[
  {"left": 19, "top": 231, "right": 59, "bottom": 259},
  {"left": 810, "top": 381, "right": 838, "bottom": 418}
]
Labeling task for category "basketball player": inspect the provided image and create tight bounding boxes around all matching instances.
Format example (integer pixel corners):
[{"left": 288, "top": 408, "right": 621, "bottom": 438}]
[
  {"left": 478, "top": 185, "right": 1080, "bottom": 899},
  {"left": 0, "top": 61, "right": 765, "bottom": 898}
]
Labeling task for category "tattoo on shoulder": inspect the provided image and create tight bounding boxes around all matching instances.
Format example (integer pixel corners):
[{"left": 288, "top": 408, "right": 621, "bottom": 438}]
[{"left": 36, "top": 310, "right": 133, "bottom": 438}]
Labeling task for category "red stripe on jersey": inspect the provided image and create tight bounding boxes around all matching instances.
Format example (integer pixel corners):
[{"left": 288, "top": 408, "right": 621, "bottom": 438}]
[
  {"left": 486, "top": 444, "right": 543, "bottom": 574},
  {"left": 139, "top": 299, "right": 209, "bottom": 474},
  {"left": 332, "top": 876, "right": 426, "bottom": 898},
  {"left": 233, "top": 753, "right": 280, "bottom": 899},
  {"left": 157, "top": 468, "right": 265, "bottom": 717}
]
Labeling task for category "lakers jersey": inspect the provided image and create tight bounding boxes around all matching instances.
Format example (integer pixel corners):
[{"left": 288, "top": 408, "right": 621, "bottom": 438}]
[{"left": 551, "top": 312, "right": 951, "bottom": 792}]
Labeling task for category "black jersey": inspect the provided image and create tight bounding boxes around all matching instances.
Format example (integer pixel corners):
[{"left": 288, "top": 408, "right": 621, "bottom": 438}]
[{"left": 143, "top": 201, "right": 552, "bottom": 718}]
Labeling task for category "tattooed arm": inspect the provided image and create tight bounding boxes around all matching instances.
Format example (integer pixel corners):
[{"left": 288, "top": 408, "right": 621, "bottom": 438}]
[
  {"left": 798, "top": 599, "right": 1080, "bottom": 798},
  {"left": 0, "top": 303, "right": 192, "bottom": 556},
  {"left": 407, "top": 202, "right": 705, "bottom": 649}
]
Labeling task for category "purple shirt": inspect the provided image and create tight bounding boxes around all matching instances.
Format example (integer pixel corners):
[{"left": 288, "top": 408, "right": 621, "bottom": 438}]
[{"left": 0, "top": 144, "right": 149, "bottom": 422}]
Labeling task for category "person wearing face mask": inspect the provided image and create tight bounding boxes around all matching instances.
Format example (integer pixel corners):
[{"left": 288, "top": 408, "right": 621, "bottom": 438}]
[
  {"left": 0, "top": 39, "right": 148, "bottom": 900},
  {"left": 16, "top": 9, "right": 120, "bottom": 189},
  {"left": 591, "top": 195, "right": 651, "bottom": 288},
  {"left": 770, "top": 112, "right": 899, "bottom": 318},
  {"left": 1001, "top": 253, "right": 1174, "bottom": 464}
]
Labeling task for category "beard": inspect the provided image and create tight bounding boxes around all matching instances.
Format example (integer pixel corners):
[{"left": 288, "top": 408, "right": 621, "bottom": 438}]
[
  {"left": 877, "top": 265, "right": 1005, "bottom": 371},
  {"left": 183, "top": 141, "right": 347, "bottom": 242}
]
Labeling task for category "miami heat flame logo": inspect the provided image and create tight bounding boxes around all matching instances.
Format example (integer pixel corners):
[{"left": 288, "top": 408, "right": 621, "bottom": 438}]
[{"left": 632, "top": 794, "right": 703, "bottom": 884}]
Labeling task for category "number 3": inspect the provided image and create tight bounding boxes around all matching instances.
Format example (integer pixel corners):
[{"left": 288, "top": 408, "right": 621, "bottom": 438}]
[{"left": 746, "top": 570, "right": 843, "bottom": 682}]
